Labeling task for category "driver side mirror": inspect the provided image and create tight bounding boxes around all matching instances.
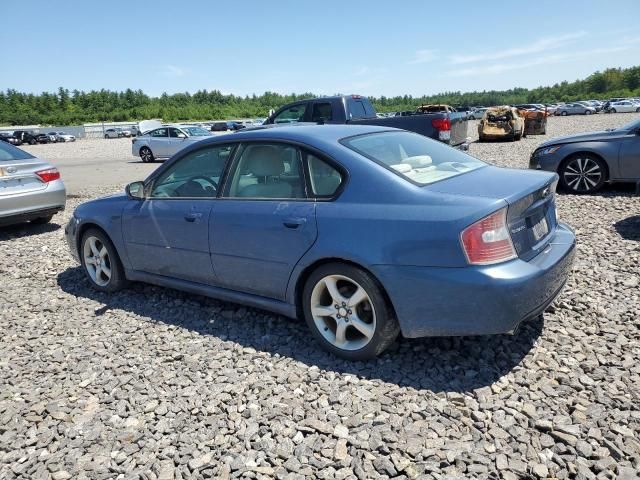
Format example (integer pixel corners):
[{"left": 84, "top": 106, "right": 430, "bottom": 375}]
[{"left": 126, "top": 181, "right": 145, "bottom": 200}]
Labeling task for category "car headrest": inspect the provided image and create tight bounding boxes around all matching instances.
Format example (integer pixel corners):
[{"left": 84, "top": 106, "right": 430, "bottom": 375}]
[{"left": 243, "top": 146, "right": 285, "bottom": 176}]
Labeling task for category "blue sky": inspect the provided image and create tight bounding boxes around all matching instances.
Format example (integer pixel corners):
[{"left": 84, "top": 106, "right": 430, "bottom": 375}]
[{"left": 1, "top": 0, "right": 639, "bottom": 97}]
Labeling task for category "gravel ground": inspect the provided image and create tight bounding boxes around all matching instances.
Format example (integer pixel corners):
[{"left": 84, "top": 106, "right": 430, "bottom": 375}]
[{"left": 1, "top": 113, "right": 639, "bottom": 479}]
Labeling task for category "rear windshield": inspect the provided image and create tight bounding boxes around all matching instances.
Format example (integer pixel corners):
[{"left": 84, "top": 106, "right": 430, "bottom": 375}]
[
  {"left": 0, "top": 142, "right": 34, "bottom": 161},
  {"left": 341, "top": 131, "right": 485, "bottom": 186}
]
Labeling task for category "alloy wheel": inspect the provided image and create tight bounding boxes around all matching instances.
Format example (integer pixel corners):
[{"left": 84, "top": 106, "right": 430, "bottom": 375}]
[
  {"left": 140, "top": 148, "right": 152, "bottom": 162},
  {"left": 563, "top": 157, "right": 603, "bottom": 192},
  {"left": 310, "top": 274, "right": 376, "bottom": 351},
  {"left": 83, "top": 236, "right": 112, "bottom": 286}
]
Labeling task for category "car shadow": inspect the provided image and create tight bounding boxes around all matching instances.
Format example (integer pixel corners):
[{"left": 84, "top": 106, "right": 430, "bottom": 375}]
[
  {"left": 57, "top": 266, "right": 543, "bottom": 393},
  {"left": 0, "top": 222, "right": 60, "bottom": 240},
  {"left": 614, "top": 215, "right": 640, "bottom": 241}
]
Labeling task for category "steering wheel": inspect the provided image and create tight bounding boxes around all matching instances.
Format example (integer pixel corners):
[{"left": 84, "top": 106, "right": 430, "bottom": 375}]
[{"left": 186, "top": 175, "right": 218, "bottom": 191}]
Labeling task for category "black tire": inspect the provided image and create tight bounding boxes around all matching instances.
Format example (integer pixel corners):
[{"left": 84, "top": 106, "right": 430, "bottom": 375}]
[
  {"left": 31, "top": 215, "right": 53, "bottom": 225},
  {"left": 585, "top": 110, "right": 592, "bottom": 115},
  {"left": 29, "top": 139, "right": 37, "bottom": 145},
  {"left": 104, "top": 135, "right": 109, "bottom": 139},
  {"left": 80, "top": 228, "right": 128, "bottom": 292},
  {"left": 636, "top": 107, "right": 640, "bottom": 113},
  {"left": 302, "top": 263, "right": 400, "bottom": 360},
  {"left": 561, "top": 111, "right": 568, "bottom": 116},
  {"left": 610, "top": 108, "right": 617, "bottom": 113},
  {"left": 139, "top": 147, "right": 154, "bottom": 163},
  {"left": 558, "top": 154, "right": 607, "bottom": 194}
]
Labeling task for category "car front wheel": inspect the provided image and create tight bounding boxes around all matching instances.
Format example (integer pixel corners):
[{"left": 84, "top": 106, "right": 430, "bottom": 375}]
[
  {"left": 81, "top": 228, "right": 127, "bottom": 292},
  {"left": 559, "top": 155, "right": 607, "bottom": 194},
  {"left": 140, "top": 147, "right": 154, "bottom": 163},
  {"left": 302, "top": 263, "right": 400, "bottom": 360}
]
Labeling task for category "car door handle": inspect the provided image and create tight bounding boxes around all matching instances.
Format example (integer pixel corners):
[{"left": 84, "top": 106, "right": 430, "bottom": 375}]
[
  {"left": 283, "top": 217, "right": 306, "bottom": 229},
  {"left": 184, "top": 212, "right": 203, "bottom": 222}
]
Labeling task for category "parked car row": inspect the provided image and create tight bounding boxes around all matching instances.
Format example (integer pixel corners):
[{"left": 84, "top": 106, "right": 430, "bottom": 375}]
[{"left": 0, "top": 130, "right": 76, "bottom": 146}]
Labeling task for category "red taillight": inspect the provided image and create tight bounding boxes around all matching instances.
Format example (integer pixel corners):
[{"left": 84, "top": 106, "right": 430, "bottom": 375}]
[
  {"left": 35, "top": 168, "right": 60, "bottom": 183},
  {"left": 431, "top": 118, "right": 451, "bottom": 131},
  {"left": 461, "top": 208, "right": 516, "bottom": 265}
]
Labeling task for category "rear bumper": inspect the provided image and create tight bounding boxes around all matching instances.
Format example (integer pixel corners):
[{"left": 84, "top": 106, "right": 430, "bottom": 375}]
[
  {"left": 372, "top": 222, "right": 576, "bottom": 338},
  {"left": 454, "top": 141, "right": 470, "bottom": 151},
  {"left": 0, "top": 180, "right": 66, "bottom": 225}
]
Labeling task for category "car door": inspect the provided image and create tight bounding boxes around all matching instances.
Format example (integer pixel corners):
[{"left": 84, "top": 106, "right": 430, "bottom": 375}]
[
  {"left": 121, "top": 144, "right": 233, "bottom": 284},
  {"left": 148, "top": 128, "right": 169, "bottom": 157},
  {"left": 619, "top": 126, "right": 640, "bottom": 179},
  {"left": 167, "top": 127, "right": 187, "bottom": 157},
  {"left": 210, "top": 142, "right": 318, "bottom": 300}
]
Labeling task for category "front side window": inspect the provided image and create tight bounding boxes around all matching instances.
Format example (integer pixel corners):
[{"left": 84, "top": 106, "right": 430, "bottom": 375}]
[
  {"left": 225, "top": 143, "right": 305, "bottom": 199},
  {"left": 151, "top": 144, "right": 233, "bottom": 198},
  {"left": 150, "top": 128, "right": 168, "bottom": 137},
  {"left": 307, "top": 154, "right": 342, "bottom": 197},
  {"left": 341, "top": 131, "right": 485, "bottom": 186},
  {"left": 273, "top": 104, "right": 306, "bottom": 124}
]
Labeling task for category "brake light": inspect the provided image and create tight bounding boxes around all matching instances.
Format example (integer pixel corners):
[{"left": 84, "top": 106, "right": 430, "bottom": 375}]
[
  {"left": 35, "top": 168, "right": 60, "bottom": 183},
  {"left": 431, "top": 118, "right": 451, "bottom": 131},
  {"left": 461, "top": 208, "right": 516, "bottom": 265}
]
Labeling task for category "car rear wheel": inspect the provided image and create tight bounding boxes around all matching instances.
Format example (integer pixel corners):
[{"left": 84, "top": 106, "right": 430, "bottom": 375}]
[
  {"left": 140, "top": 147, "right": 154, "bottom": 163},
  {"left": 302, "top": 263, "right": 400, "bottom": 360},
  {"left": 561, "top": 111, "right": 568, "bottom": 116},
  {"left": 559, "top": 155, "right": 607, "bottom": 194},
  {"left": 610, "top": 108, "right": 617, "bottom": 113},
  {"left": 29, "top": 139, "right": 37, "bottom": 145},
  {"left": 81, "top": 228, "right": 127, "bottom": 292},
  {"left": 636, "top": 107, "right": 640, "bottom": 113},
  {"left": 585, "top": 110, "right": 592, "bottom": 115},
  {"left": 31, "top": 215, "right": 53, "bottom": 225}
]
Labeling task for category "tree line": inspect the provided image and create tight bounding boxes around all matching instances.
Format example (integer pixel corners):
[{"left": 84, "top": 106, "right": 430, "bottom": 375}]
[{"left": 1, "top": 66, "right": 639, "bottom": 126}]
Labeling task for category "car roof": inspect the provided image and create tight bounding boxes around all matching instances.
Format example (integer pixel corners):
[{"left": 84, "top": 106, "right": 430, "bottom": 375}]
[
  {"left": 178, "top": 124, "right": 394, "bottom": 153},
  {"left": 226, "top": 124, "right": 392, "bottom": 143}
]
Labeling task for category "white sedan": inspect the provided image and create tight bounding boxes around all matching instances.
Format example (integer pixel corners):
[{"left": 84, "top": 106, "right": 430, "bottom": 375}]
[
  {"left": 131, "top": 125, "right": 212, "bottom": 163},
  {"left": 608, "top": 101, "right": 640, "bottom": 113}
]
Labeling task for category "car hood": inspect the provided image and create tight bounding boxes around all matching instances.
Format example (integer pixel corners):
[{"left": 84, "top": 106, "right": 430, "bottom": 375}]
[
  {"left": 426, "top": 165, "right": 555, "bottom": 204},
  {"left": 537, "top": 129, "right": 622, "bottom": 148}
]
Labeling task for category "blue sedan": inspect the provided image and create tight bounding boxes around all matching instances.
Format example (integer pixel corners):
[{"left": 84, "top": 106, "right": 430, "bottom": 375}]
[{"left": 65, "top": 125, "right": 576, "bottom": 360}]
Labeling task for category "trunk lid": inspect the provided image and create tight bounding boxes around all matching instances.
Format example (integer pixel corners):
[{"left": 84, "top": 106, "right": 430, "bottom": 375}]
[
  {"left": 427, "top": 166, "right": 558, "bottom": 260},
  {"left": 0, "top": 159, "right": 50, "bottom": 196}
]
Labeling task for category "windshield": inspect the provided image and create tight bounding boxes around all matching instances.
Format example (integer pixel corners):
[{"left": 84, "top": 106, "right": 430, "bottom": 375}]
[
  {"left": 0, "top": 142, "right": 34, "bottom": 161},
  {"left": 341, "top": 131, "right": 485, "bottom": 186},
  {"left": 182, "top": 126, "right": 211, "bottom": 136},
  {"left": 616, "top": 118, "right": 640, "bottom": 131}
]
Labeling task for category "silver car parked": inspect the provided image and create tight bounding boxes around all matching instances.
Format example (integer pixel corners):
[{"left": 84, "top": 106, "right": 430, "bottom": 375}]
[
  {"left": 556, "top": 103, "right": 596, "bottom": 116},
  {"left": 0, "top": 141, "right": 66, "bottom": 226},
  {"left": 132, "top": 125, "right": 212, "bottom": 163}
]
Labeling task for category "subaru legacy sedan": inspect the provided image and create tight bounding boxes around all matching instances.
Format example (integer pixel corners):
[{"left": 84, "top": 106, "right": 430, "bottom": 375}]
[{"left": 66, "top": 125, "right": 575, "bottom": 360}]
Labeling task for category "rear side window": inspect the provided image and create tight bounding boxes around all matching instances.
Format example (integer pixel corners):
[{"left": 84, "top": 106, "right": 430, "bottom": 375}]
[
  {"left": 311, "top": 103, "right": 333, "bottom": 122},
  {"left": 0, "top": 142, "right": 34, "bottom": 161},
  {"left": 150, "top": 128, "right": 168, "bottom": 137},
  {"left": 307, "top": 154, "right": 342, "bottom": 197}
]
